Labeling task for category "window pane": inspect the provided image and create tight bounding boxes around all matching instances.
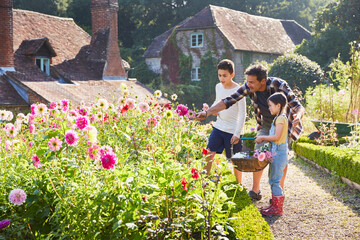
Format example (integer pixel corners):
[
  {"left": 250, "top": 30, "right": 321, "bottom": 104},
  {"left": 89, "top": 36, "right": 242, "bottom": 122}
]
[
  {"left": 35, "top": 59, "right": 41, "bottom": 68},
  {"left": 198, "top": 34, "right": 203, "bottom": 46},
  {"left": 197, "top": 68, "right": 201, "bottom": 80},
  {"left": 191, "top": 68, "right": 196, "bottom": 79},
  {"left": 43, "top": 60, "right": 48, "bottom": 74},
  {"left": 191, "top": 35, "right": 197, "bottom": 47}
]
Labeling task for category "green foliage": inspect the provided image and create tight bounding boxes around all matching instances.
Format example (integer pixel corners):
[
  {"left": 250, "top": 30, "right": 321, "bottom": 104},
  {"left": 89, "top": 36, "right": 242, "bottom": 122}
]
[
  {"left": 0, "top": 96, "right": 272, "bottom": 239},
  {"left": 242, "top": 130, "right": 257, "bottom": 150},
  {"left": 268, "top": 53, "right": 323, "bottom": 92},
  {"left": 305, "top": 84, "right": 350, "bottom": 122},
  {"left": 295, "top": 0, "right": 360, "bottom": 68},
  {"left": 293, "top": 142, "right": 360, "bottom": 185},
  {"left": 199, "top": 51, "right": 219, "bottom": 108}
]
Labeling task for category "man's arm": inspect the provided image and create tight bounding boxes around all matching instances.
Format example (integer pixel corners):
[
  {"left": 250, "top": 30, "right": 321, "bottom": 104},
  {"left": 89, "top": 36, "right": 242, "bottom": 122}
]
[
  {"left": 195, "top": 100, "right": 226, "bottom": 120},
  {"left": 292, "top": 105, "right": 305, "bottom": 127}
]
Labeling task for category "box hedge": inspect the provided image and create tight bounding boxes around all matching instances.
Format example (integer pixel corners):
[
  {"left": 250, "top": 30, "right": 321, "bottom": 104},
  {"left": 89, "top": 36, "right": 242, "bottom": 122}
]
[{"left": 293, "top": 141, "right": 360, "bottom": 184}]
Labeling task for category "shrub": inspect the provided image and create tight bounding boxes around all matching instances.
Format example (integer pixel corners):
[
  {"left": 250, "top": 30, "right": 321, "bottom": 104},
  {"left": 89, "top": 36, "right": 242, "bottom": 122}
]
[
  {"left": 293, "top": 142, "right": 360, "bottom": 184},
  {"left": 268, "top": 53, "right": 323, "bottom": 93}
]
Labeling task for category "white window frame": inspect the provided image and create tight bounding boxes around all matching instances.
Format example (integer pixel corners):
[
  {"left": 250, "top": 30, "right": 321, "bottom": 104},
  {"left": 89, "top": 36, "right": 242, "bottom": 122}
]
[
  {"left": 190, "top": 32, "right": 203, "bottom": 48},
  {"left": 191, "top": 67, "right": 201, "bottom": 81},
  {"left": 35, "top": 57, "right": 50, "bottom": 75}
]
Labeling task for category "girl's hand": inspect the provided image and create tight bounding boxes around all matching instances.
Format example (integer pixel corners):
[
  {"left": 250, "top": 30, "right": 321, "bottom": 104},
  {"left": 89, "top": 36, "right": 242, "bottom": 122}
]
[
  {"left": 230, "top": 136, "right": 239, "bottom": 145},
  {"left": 255, "top": 136, "right": 264, "bottom": 144}
]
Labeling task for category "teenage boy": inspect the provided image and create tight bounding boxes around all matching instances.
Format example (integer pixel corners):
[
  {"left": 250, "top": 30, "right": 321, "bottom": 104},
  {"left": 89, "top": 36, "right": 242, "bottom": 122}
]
[
  {"left": 204, "top": 59, "right": 246, "bottom": 183},
  {"left": 197, "top": 64, "right": 304, "bottom": 200}
]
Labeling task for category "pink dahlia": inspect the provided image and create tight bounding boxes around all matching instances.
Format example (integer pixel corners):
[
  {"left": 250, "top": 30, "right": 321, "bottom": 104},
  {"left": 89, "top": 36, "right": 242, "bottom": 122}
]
[
  {"left": 60, "top": 99, "right": 69, "bottom": 111},
  {"left": 187, "top": 110, "right": 196, "bottom": 119},
  {"left": 9, "top": 189, "right": 27, "bottom": 205},
  {"left": 75, "top": 116, "right": 90, "bottom": 130},
  {"left": 125, "top": 98, "right": 136, "bottom": 109},
  {"left": 88, "top": 143, "right": 100, "bottom": 160},
  {"left": 35, "top": 103, "right": 47, "bottom": 116},
  {"left": 101, "top": 152, "right": 118, "bottom": 170},
  {"left": 146, "top": 117, "right": 158, "bottom": 128},
  {"left": 32, "top": 154, "right": 41, "bottom": 168},
  {"left": 176, "top": 104, "right": 188, "bottom": 116},
  {"left": 49, "top": 101, "right": 57, "bottom": 109},
  {"left": 31, "top": 104, "right": 36, "bottom": 115},
  {"left": 78, "top": 107, "right": 88, "bottom": 116},
  {"left": 65, "top": 130, "right": 79, "bottom": 146},
  {"left": 99, "top": 145, "right": 114, "bottom": 158},
  {"left": 0, "top": 219, "right": 10, "bottom": 229},
  {"left": 48, "top": 137, "right": 62, "bottom": 152}
]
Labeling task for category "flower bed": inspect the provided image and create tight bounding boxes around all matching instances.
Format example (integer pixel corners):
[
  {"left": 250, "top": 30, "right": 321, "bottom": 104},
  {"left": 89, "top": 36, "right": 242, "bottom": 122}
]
[
  {"left": 293, "top": 140, "right": 360, "bottom": 185},
  {"left": 0, "top": 91, "right": 272, "bottom": 239}
]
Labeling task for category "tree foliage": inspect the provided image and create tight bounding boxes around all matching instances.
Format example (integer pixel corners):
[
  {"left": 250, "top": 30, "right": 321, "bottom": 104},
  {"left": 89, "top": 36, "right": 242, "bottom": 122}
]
[{"left": 295, "top": 0, "right": 360, "bottom": 68}]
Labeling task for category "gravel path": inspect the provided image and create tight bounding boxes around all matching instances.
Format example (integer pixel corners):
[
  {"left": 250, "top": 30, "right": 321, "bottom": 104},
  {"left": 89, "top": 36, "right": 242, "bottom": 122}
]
[{"left": 237, "top": 152, "right": 360, "bottom": 240}]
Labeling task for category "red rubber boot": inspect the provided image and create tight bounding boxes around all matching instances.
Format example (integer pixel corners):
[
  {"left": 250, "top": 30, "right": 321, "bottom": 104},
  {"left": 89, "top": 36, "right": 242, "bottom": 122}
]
[{"left": 261, "top": 195, "right": 284, "bottom": 216}]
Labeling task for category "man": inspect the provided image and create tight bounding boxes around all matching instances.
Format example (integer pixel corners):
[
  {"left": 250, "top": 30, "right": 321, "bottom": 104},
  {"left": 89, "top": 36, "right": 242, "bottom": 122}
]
[{"left": 196, "top": 64, "right": 305, "bottom": 200}]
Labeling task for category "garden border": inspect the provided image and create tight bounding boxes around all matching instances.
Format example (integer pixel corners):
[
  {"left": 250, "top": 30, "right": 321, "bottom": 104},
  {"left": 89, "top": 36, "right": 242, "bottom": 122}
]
[{"left": 296, "top": 154, "right": 360, "bottom": 192}]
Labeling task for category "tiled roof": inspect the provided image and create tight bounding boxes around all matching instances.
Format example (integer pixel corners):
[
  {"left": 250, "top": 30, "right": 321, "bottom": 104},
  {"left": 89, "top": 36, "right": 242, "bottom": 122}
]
[
  {"left": 0, "top": 75, "right": 28, "bottom": 106},
  {"left": 144, "top": 18, "right": 191, "bottom": 58},
  {"left": 17, "top": 37, "right": 56, "bottom": 57},
  {"left": 145, "top": 5, "right": 312, "bottom": 56},
  {"left": 13, "top": 9, "right": 91, "bottom": 64}
]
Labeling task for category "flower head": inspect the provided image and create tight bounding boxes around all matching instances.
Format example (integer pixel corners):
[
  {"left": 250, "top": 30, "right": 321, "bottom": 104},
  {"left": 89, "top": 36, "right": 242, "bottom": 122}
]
[
  {"left": 121, "top": 104, "right": 129, "bottom": 113},
  {"left": 48, "top": 137, "right": 62, "bottom": 152},
  {"left": 191, "top": 167, "right": 200, "bottom": 180},
  {"left": 78, "top": 107, "right": 88, "bottom": 116},
  {"left": 32, "top": 154, "right": 41, "bottom": 168},
  {"left": 147, "top": 117, "right": 158, "bottom": 128},
  {"left": 202, "top": 103, "right": 209, "bottom": 111},
  {"left": 202, "top": 148, "right": 208, "bottom": 155},
  {"left": 187, "top": 110, "right": 195, "bottom": 119},
  {"left": 125, "top": 98, "right": 136, "bottom": 109},
  {"left": 29, "top": 124, "right": 36, "bottom": 134},
  {"left": 101, "top": 152, "right": 118, "bottom": 170},
  {"left": 36, "top": 103, "right": 48, "bottom": 115},
  {"left": 9, "top": 189, "right": 27, "bottom": 205},
  {"left": 97, "top": 98, "right": 109, "bottom": 110},
  {"left": 0, "top": 219, "right": 10, "bottom": 229},
  {"left": 154, "top": 90, "right": 162, "bottom": 98},
  {"left": 171, "top": 94, "right": 177, "bottom": 101},
  {"left": 258, "top": 152, "right": 266, "bottom": 161},
  {"left": 181, "top": 177, "right": 188, "bottom": 191},
  {"left": 60, "top": 99, "right": 69, "bottom": 111},
  {"left": 75, "top": 116, "right": 90, "bottom": 130},
  {"left": 49, "top": 101, "right": 57, "bottom": 109},
  {"left": 164, "top": 110, "right": 174, "bottom": 118},
  {"left": 176, "top": 104, "right": 188, "bottom": 116},
  {"left": 138, "top": 102, "right": 150, "bottom": 112},
  {"left": 65, "top": 130, "right": 79, "bottom": 146}
]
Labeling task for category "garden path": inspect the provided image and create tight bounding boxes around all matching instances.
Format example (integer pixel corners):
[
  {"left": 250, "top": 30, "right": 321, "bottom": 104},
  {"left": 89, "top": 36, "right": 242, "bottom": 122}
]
[{"left": 237, "top": 152, "right": 360, "bottom": 240}]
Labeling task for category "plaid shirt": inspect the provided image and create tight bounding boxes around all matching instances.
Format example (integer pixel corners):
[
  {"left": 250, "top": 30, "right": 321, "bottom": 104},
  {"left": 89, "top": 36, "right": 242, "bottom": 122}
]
[{"left": 223, "top": 77, "right": 304, "bottom": 141}]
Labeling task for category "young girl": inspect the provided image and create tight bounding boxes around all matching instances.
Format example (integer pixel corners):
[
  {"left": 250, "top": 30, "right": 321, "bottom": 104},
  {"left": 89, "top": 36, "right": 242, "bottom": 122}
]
[{"left": 254, "top": 92, "right": 288, "bottom": 216}]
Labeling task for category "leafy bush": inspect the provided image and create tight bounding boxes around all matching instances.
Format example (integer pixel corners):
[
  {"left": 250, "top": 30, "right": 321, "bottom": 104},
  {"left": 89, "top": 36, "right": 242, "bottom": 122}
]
[
  {"left": 268, "top": 53, "right": 323, "bottom": 93},
  {"left": 293, "top": 142, "right": 360, "bottom": 184},
  {"left": 0, "top": 92, "right": 272, "bottom": 239}
]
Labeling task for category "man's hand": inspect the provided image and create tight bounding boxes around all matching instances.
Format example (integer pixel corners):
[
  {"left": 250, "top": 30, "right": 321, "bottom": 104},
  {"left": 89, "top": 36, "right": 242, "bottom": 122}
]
[
  {"left": 230, "top": 136, "right": 239, "bottom": 145},
  {"left": 195, "top": 111, "right": 207, "bottom": 121},
  {"left": 292, "top": 113, "right": 301, "bottom": 127},
  {"left": 255, "top": 136, "right": 264, "bottom": 144}
]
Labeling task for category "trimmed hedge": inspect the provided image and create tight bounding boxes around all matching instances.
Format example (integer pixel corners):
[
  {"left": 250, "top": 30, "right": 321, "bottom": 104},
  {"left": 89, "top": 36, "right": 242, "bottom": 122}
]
[
  {"left": 293, "top": 141, "right": 360, "bottom": 185},
  {"left": 296, "top": 136, "right": 347, "bottom": 146}
]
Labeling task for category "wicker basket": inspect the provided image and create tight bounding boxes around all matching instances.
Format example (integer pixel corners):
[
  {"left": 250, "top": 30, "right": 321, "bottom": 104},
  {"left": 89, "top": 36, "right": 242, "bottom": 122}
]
[{"left": 230, "top": 139, "right": 269, "bottom": 172}]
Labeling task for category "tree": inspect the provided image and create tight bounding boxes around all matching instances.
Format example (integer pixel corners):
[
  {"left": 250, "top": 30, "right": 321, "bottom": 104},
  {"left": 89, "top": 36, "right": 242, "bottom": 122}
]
[{"left": 295, "top": 0, "right": 360, "bottom": 68}]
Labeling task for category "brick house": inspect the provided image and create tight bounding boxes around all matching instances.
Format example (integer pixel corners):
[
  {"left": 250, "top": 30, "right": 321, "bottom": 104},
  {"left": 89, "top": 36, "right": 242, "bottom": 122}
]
[
  {"left": 0, "top": 0, "right": 155, "bottom": 112},
  {"left": 144, "top": 5, "right": 312, "bottom": 84}
]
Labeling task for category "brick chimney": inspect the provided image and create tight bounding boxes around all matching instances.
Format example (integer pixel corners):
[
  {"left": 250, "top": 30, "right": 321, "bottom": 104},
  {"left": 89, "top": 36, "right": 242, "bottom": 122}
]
[
  {"left": 91, "top": 0, "right": 126, "bottom": 80},
  {"left": 0, "top": 0, "right": 15, "bottom": 75}
]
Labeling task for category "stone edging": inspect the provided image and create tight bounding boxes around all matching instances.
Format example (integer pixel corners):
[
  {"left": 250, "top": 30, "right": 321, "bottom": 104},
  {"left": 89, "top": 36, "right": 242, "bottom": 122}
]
[{"left": 296, "top": 154, "right": 360, "bottom": 192}]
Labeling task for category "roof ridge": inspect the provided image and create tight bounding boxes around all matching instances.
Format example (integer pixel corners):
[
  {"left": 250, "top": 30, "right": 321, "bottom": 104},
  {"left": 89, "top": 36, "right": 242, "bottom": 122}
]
[{"left": 14, "top": 9, "right": 74, "bottom": 22}]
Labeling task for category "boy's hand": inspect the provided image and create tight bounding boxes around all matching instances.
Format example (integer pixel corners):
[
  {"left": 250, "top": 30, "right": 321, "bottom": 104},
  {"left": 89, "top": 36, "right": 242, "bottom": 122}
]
[
  {"left": 195, "top": 111, "right": 207, "bottom": 121},
  {"left": 255, "top": 136, "right": 264, "bottom": 144},
  {"left": 230, "top": 136, "right": 239, "bottom": 144}
]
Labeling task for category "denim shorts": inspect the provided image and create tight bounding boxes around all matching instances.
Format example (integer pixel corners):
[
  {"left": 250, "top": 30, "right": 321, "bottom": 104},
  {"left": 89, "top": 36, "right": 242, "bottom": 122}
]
[{"left": 207, "top": 127, "right": 242, "bottom": 159}]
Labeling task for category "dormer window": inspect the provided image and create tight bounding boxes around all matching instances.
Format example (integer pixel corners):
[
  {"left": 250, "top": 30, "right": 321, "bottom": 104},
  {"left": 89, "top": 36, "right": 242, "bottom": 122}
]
[
  {"left": 35, "top": 57, "right": 50, "bottom": 75},
  {"left": 191, "top": 32, "right": 203, "bottom": 48}
]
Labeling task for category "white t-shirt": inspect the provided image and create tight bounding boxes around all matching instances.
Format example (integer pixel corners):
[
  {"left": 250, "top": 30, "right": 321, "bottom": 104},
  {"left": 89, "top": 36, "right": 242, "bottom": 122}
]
[{"left": 212, "top": 83, "right": 246, "bottom": 138}]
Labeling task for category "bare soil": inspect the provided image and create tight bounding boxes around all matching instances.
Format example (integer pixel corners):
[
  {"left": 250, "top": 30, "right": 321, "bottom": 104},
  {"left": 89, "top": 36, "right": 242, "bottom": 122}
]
[{"left": 238, "top": 152, "right": 360, "bottom": 240}]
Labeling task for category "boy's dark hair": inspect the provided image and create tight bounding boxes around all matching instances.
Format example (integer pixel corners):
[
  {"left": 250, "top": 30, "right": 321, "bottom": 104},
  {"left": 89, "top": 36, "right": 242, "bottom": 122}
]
[
  {"left": 245, "top": 64, "right": 268, "bottom": 81},
  {"left": 217, "top": 59, "right": 234, "bottom": 74},
  {"left": 268, "top": 92, "right": 288, "bottom": 115}
]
